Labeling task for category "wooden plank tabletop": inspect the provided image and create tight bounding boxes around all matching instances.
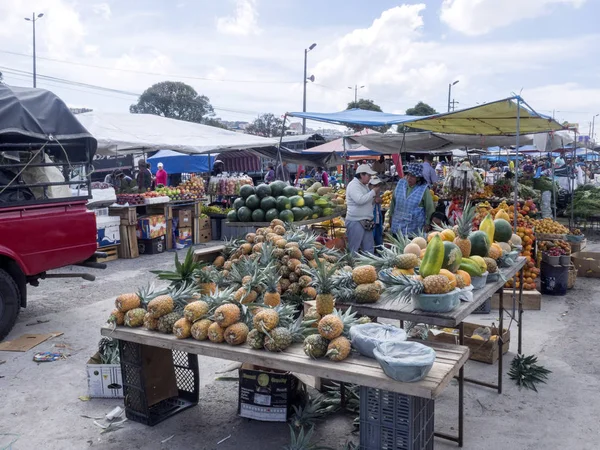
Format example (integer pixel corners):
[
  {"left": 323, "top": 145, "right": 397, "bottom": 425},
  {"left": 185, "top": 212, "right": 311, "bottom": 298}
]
[
  {"left": 225, "top": 213, "right": 343, "bottom": 228},
  {"left": 101, "top": 326, "right": 469, "bottom": 399},
  {"left": 337, "top": 257, "right": 527, "bottom": 327}
]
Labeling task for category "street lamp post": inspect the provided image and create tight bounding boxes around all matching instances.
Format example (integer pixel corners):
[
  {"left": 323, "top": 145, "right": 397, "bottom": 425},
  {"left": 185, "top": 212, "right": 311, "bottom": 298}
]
[
  {"left": 348, "top": 84, "right": 365, "bottom": 104},
  {"left": 447, "top": 80, "right": 459, "bottom": 112},
  {"left": 302, "top": 43, "right": 317, "bottom": 134},
  {"left": 586, "top": 113, "right": 599, "bottom": 183},
  {"left": 24, "top": 12, "right": 44, "bottom": 88}
]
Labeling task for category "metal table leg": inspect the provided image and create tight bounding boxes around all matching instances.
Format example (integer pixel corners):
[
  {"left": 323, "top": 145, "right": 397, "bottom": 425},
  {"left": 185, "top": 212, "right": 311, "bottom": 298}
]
[
  {"left": 498, "top": 287, "right": 504, "bottom": 394},
  {"left": 518, "top": 267, "right": 524, "bottom": 354}
]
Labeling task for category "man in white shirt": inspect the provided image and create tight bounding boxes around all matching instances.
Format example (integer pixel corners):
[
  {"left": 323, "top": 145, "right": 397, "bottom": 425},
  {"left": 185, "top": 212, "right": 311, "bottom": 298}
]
[
  {"left": 345, "top": 164, "right": 380, "bottom": 253},
  {"left": 554, "top": 155, "right": 565, "bottom": 168}
]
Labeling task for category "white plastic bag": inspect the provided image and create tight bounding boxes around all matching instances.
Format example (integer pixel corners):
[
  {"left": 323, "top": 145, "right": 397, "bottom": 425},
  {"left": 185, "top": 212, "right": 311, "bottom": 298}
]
[{"left": 349, "top": 323, "right": 406, "bottom": 359}]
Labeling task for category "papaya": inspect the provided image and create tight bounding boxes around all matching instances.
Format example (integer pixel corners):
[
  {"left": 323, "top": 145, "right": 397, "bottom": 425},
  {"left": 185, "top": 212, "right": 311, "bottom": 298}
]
[
  {"left": 458, "top": 259, "right": 483, "bottom": 277},
  {"left": 479, "top": 214, "right": 495, "bottom": 245},
  {"left": 419, "top": 234, "right": 445, "bottom": 278},
  {"left": 495, "top": 210, "right": 510, "bottom": 221}
]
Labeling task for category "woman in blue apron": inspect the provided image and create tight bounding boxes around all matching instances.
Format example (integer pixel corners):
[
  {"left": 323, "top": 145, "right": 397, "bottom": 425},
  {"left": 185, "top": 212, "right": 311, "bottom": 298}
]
[
  {"left": 390, "top": 163, "right": 435, "bottom": 236},
  {"left": 370, "top": 176, "right": 384, "bottom": 249}
]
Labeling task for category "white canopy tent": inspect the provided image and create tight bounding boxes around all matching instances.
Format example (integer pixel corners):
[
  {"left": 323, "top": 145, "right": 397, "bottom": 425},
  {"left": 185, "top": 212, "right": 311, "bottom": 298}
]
[{"left": 76, "top": 112, "right": 278, "bottom": 156}]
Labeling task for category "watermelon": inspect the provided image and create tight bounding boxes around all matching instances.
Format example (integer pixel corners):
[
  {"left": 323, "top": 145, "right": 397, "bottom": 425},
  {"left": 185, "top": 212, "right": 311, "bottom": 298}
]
[
  {"left": 302, "top": 206, "right": 313, "bottom": 220},
  {"left": 291, "top": 207, "right": 306, "bottom": 222},
  {"left": 255, "top": 183, "right": 272, "bottom": 199},
  {"left": 441, "top": 241, "right": 463, "bottom": 273},
  {"left": 233, "top": 197, "right": 245, "bottom": 210},
  {"left": 290, "top": 195, "right": 305, "bottom": 208},
  {"left": 493, "top": 219, "right": 512, "bottom": 243},
  {"left": 276, "top": 196, "right": 292, "bottom": 211},
  {"left": 251, "top": 209, "right": 266, "bottom": 222},
  {"left": 314, "top": 197, "right": 328, "bottom": 207},
  {"left": 269, "top": 180, "right": 286, "bottom": 197},
  {"left": 239, "top": 185, "right": 254, "bottom": 199},
  {"left": 260, "top": 196, "right": 277, "bottom": 211},
  {"left": 469, "top": 231, "right": 491, "bottom": 257},
  {"left": 322, "top": 207, "right": 333, "bottom": 216},
  {"left": 237, "top": 206, "right": 252, "bottom": 222},
  {"left": 226, "top": 210, "right": 238, "bottom": 222},
  {"left": 303, "top": 194, "right": 316, "bottom": 208},
  {"left": 265, "top": 208, "right": 279, "bottom": 222},
  {"left": 312, "top": 205, "right": 323, "bottom": 218},
  {"left": 279, "top": 209, "right": 294, "bottom": 223},
  {"left": 283, "top": 186, "right": 298, "bottom": 197},
  {"left": 245, "top": 194, "right": 260, "bottom": 210}
]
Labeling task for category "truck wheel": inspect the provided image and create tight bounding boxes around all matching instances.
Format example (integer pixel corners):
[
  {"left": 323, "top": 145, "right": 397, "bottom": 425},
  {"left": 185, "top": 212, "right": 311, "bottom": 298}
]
[{"left": 0, "top": 269, "right": 20, "bottom": 341}]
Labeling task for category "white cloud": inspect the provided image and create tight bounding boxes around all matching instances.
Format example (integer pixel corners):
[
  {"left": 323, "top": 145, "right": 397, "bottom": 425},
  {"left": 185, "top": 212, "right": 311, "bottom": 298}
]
[
  {"left": 92, "top": 3, "right": 111, "bottom": 20},
  {"left": 440, "top": 0, "right": 587, "bottom": 36},
  {"left": 216, "top": 0, "right": 261, "bottom": 36}
]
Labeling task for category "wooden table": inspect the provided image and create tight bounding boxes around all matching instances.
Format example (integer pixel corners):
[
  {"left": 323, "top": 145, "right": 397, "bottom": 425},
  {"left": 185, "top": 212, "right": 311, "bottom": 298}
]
[
  {"left": 337, "top": 257, "right": 527, "bottom": 447},
  {"left": 225, "top": 212, "right": 343, "bottom": 228}
]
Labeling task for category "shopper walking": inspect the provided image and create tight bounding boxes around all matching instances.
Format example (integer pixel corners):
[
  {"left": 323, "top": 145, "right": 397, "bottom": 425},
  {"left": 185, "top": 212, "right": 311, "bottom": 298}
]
[
  {"left": 390, "top": 164, "right": 435, "bottom": 235},
  {"left": 136, "top": 160, "right": 152, "bottom": 192},
  {"left": 422, "top": 155, "right": 438, "bottom": 186},
  {"left": 265, "top": 163, "right": 276, "bottom": 183},
  {"left": 345, "top": 164, "right": 380, "bottom": 254},
  {"left": 155, "top": 162, "right": 168, "bottom": 187},
  {"left": 369, "top": 176, "right": 384, "bottom": 249},
  {"left": 275, "top": 160, "right": 291, "bottom": 183}
]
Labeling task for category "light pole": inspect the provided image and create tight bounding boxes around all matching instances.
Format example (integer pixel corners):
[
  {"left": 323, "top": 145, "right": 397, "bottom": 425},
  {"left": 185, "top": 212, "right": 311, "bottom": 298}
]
[
  {"left": 447, "top": 80, "right": 459, "bottom": 112},
  {"left": 586, "top": 113, "right": 599, "bottom": 182},
  {"left": 348, "top": 85, "right": 365, "bottom": 104},
  {"left": 302, "top": 43, "right": 317, "bottom": 134},
  {"left": 25, "top": 12, "right": 44, "bottom": 88}
]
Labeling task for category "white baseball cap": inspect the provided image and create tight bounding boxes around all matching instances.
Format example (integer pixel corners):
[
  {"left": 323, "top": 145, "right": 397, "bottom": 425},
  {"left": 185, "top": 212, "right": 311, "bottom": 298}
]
[
  {"left": 369, "top": 176, "right": 383, "bottom": 185},
  {"left": 356, "top": 164, "right": 377, "bottom": 175},
  {"left": 157, "top": 162, "right": 164, "bottom": 168}
]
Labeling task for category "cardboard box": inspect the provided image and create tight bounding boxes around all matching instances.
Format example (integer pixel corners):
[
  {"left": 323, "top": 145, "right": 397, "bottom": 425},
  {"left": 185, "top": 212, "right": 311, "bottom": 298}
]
[
  {"left": 86, "top": 353, "right": 123, "bottom": 398},
  {"left": 197, "top": 217, "right": 210, "bottom": 230},
  {"left": 175, "top": 227, "right": 193, "bottom": 249},
  {"left": 138, "top": 235, "right": 166, "bottom": 255},
  {"left": 96, "top": 216, "right": 121, "bottom": 248},
  {"left": 136, "top": 215, "right": 167, "bottom": 240},
  {"left": 196, "top": 228, "right": 212, "bottom": 243},
  {"left": 238, "top": 364, "right": 304, "bottom": 422},
  {"left": 177, "top": 209, "right": 193, "bottom": 227},
  {"left": 571, "top": 252, "right": 600, "bottom": 278},
  {"left": 428, "top": 322, "right": 510, "bottom": 365}
]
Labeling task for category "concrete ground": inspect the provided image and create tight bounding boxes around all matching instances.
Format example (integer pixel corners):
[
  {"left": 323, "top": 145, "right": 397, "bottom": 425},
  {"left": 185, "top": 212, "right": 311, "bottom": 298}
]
[{"left": 1, "top": 241, "right": 600, "bottom": 449}]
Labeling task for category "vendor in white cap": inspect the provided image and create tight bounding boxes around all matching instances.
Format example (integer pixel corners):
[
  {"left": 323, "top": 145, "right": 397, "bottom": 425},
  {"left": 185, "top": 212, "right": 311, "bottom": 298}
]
[
  {"left": 389, "top": 163, "right": 435, "bottom": 235},
  {"left": 345, "top": 163, "right": 380, "bottom": 253},
  {"left": 155, "top": 162, "right": 168, "bottom": 187}
]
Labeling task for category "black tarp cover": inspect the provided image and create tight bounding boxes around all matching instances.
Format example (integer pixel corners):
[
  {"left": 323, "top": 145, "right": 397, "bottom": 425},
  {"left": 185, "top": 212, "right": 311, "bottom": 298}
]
[{"left": 0, "top": 84, "right": 97, "bottom": 161}]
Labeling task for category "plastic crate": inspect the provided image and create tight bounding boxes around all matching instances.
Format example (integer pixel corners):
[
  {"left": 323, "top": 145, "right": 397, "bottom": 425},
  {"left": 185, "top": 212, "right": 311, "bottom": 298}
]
[
  {"left": 118, "top": 340, "right": 199, "bottom": 426},
  {"left": 472, "top": 298, "right": 491, "bottom": 314},
  {"left": 93, "top": 207, "right": 109, "bottom": 217},
  {"left": 359, "top": 387, "right": 434, "bottom": 450}
]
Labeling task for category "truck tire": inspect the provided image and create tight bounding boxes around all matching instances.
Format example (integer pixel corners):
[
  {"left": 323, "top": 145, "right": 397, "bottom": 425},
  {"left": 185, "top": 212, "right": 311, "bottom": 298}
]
[{"left": 0, "top": 269, "right": 20, "bottom": 341}]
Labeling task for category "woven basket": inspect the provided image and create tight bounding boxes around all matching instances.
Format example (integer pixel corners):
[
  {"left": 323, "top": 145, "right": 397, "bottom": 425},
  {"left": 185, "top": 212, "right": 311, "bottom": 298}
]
[{"left": 567, "top": 265, "right": 577, "bottom": 289}]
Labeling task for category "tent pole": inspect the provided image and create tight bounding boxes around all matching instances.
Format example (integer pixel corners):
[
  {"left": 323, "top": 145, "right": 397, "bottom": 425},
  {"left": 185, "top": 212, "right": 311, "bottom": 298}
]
[
  {"left": 570, "top": 130, "right": 576, "bottom": 228},
  {"left": 277, "top": 114, "right": 288, "bottom": 178},
  {"left": 513, "top": 98, "right": 521, "bottom": 234}
]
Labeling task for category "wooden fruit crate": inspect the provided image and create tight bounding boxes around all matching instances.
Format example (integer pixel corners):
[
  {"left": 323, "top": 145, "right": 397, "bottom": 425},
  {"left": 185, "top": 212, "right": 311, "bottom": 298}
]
[
  {"left": 118, "top": 225, "right": 139, "bottom": 259},
  {"left": 491, "top": 289, "right": 541, "bottom": 310},
  {"left": 97, "top": 245, "right": 118, "bottom": 263}
]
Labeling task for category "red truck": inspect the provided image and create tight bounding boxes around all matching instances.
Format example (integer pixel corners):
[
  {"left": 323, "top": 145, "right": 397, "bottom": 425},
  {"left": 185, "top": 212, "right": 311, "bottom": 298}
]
[{"left": 0, "top": 85, "right": 103, "bottom": 340}]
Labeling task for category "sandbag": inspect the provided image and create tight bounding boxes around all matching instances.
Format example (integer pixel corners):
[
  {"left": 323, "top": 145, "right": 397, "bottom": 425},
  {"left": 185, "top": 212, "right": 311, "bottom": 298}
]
[
  {"left": 349, "top": 323, "right": 406, "bottom": 359},
  {"left": 373, "top": 341, "right": 436, "bottom": 382}
]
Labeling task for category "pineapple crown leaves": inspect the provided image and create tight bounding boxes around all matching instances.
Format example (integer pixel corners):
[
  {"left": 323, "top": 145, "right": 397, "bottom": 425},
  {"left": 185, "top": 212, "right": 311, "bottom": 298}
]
[
  {"left": 384, "top": 231, "right": 410, "bottom": 251},
  {"left": 354, "top": 247, "right": 400, "bottom": 271},
  {"left": 332, "top": 307, "right": 359, "bottom": 337},
  {"left": 378, "top": 270, "right": 424, "bottom": 303},
  {"left": 508, "top": 354, "right": 552, "bottom": 392},
  {"left": 305, "top": 258, "right": 338, "bottom": 295},
  {"left": 290, "top": 393, "right": 340, "bottom": 430},
  {"left": 202, "top": 286, "right": 236, "bottom": 309},
  {"left": 168, "top": 282, "right": 200, "bottom": 311},
  {"left": 98, "top": 337, "right": 120, "bottom": 364},
  {"left": 339, "top": 248, "right": 356, "bottom": 269},
  {"left": 151, "top": 247, "right": 202, "bottom": 287},
  {"left": 262, "top": 270, "right": 282, "bottom": 293},
  {"left": 455, "top": 201, "right": 475, "bottom": 238},
  {"left": 222, "top": 236, "right": 244, "bottom": 258},
  {"left": 283, "top": 425, "right": 335, "bottom": 450},
  {"left": 136, "top": 283, "right": 169, "bottom": 308}
]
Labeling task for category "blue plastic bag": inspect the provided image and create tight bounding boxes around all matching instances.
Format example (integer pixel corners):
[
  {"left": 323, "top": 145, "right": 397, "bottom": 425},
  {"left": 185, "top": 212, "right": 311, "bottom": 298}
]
[
  {"left": 373, "top": 341, "right": 436, "bottom": 382},
  {"left": 349, "top": 323, "right": 407, "bottom": 359}
]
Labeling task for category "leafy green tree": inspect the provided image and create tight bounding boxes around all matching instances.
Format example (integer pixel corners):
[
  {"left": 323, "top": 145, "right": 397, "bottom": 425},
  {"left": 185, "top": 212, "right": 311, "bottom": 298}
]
[
  {"left": 346, "top": 98, "right": 387, "bottom": 132},
  {"left": 245, "top": 113, "right": 287, "bottom": 137},
  {"left": 398, "top": 101, "right": 438, "bottom": 133}
]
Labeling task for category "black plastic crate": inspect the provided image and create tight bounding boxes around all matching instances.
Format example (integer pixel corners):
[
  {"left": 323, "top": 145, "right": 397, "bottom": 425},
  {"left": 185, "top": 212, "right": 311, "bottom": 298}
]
[
  {"left": 472, "top": 298, "right": 491, "bottom": 314},
  {"left": 118, "top": 340, "right": 199, "bottom": 426},
  {"left": 360, "top": 387, "right": 434, "bottom": 450}
]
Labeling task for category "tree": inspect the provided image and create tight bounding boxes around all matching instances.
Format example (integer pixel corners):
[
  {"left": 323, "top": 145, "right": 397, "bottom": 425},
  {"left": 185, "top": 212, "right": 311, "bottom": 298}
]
[
  {"left": 203, "top": 117, "right": 229, "bottom": 130},
  {"left": 346, "top": 98, "right": 386, "bottom": 132},
  {"left": 130, "top": 81, "right": 215, "bottom": 123},
  {"left": 0, "top": 71, "right": 3, "bottom": 84},
  {"left": 398, "top": 101, "right": 438, "bottom": 133},
  {"left": 245, "top": 113, "right": 287, "bottom": 137}
]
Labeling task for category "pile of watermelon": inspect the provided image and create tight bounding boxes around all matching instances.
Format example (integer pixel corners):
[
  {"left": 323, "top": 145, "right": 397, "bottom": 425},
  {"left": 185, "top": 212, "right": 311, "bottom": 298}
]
[{"left": 227, "top": 181, "right": 336, "bottom": 223}]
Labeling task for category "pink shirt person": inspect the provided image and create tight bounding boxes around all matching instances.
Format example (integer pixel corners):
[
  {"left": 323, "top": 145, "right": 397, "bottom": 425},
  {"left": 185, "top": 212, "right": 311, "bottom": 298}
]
[{"left": 156, "top": 163, "right": 168, "bottom": 186}]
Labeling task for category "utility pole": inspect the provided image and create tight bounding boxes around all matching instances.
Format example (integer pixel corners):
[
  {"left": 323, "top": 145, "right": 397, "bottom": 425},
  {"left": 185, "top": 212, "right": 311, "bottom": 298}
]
[
  {"left": 450, "top": 99, "right": 459, "bottom": 111},
  {"left": 25, "top": 12, "right": 44, "bottom": 88},
  {"left": 447, "top": 80, "right": 459, "bottom": 112},
  {"left": 302, "top": 43, "right": 317, "bottom": 134},
  {"left": 348, "top": 84, "right": 365, "bottom": 104}
]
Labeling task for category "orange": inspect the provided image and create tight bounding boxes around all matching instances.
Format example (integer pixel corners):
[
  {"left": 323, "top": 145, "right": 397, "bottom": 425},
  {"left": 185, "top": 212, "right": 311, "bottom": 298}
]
[
  {"left": 438, "top": 269, "right": 457, "bottom": 289},
  {"left": 427, "top": 231, "right": 440, "bottom": 243},
  {"left": 456, "top": 270, "right": 471, "bottom": 286}
]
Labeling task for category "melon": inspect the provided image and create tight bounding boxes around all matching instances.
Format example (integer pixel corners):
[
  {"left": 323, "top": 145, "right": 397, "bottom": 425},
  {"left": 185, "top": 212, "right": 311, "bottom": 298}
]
[
  {"left": 283, "top": 186, "right": 298, "bottom": 197},
  {"left": 302, "top": 206, "right": 313, "bottom": 220},
  {"left": 269, "top": 181, "right": 286, "bottom": 197},
  {"left": 403, "top": 243, "right": 421, "bottom": 257},
  {"left": 245, "top": 194, "right": 260, "bottom": 210},
  {"left": 468, "top": 231, "right": 490, "bottom": 257},
  {"left": 303, "top": 193, "right": 316, "bottom": 208},
  {"left": 509, "top": 234, "right": 522, "bottom": 246},
  {"left": 441, "top": 241, "right": 463, "bottom": 273},
  {"left": 498, "top": 242, "right": 512, "bottom": 253},
  {"left": 265, "top": 208, "right": 279, "bottom": 222},
  {"left": 251, "top": 209, "right": 265, "bottom": 222},
  {"left": 312, "top": 205, "right": 323, "bottom": 217},
  {"left": 279, "top": 210, "right": 294, "bottom": 223},
  {"left": 239, "top": 185, "right": 255, "bottom": 199},
  {"left": 291, "top": 207, "right": 305, "bottom": 221},
  {"left": 237, "top": 206, "right": 252, "bottom": 222},
  {"left": 411, "top": 237, "right": 428, "bottom": 250},
  {"left": 260, "top": 196, "right": 277, "bottom": 211},
  {"left": 226, "top": 210, "right": 238, "bottom": 222},
  {"left": 493, "top": 219, "right": 512, "bottom": 243},
  {"left": 290, "top": 195, "right": 305, "bottom": 208},
  {"left": 233, "top": 197, "right": 245, "bottom": 210},
  {"left": 276, "top": 196, "right": 291, "bottom": 211},
  {"left": 255, "top": 183, "right": 272, "bottom": 199}
]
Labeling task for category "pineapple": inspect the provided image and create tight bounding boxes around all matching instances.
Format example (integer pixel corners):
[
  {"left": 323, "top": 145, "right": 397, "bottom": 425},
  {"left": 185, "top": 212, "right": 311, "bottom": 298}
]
[
  {"left": 453, "top": 202, "right": 475, "bottom": 257},
  {"left": 224, "top": 323, "right": 249, "bottom": 345},
  {"left": 124, "top": 308, "right": 146, "bottom": 327},
  {"left": 379, "top": 271, "right": 425, "bottom": 302},
  {"left": 298, "top": 275, "right": 312, "bottom": 288},
  {"left": 191, "top": 319, "right": 212, "bottom": 340},
  {"left": 197, "top": 267, "right": 217, "bottom": 295},
  {"left": 234, "top": 287, "right": 258, "bottom": 304},
  {"left": 304, "top": 306, "right": 321, "bottom": 325},
  {"left": 288, "top": 272, "right": 299, "bottom": 283},
  {"left": 287, "top": 247, "right": 303, "bottom": 260},
  {"left": 483, "top": 257, "right": 498, "bottom": 274},
  {"left": 423, "top": 275, "right": 452, "bottom": 294},
  {"left": 157, "top": 311, "right": 183, "bottom": 334},
  {"left": 253, "top": 309, "right": 280, "bottom": 332},
  {"left": 354, "top": 282, "right": 381, "bottom": 304},
  {"left": 273, "top": 225, "right": 286, "bottom": 235},
  {"left": 302, "top": 287, "right": 317, "bottom": 299},
  {"left": 303, "top": 248, "right": 315, "bottom": 260},
  {"left": 270, "top": 219, "right": 285, "bottom": 228},
  {"left": 213, "top": 255, "right": 225, "bottom": 268},
  {"left": 318, "top": 314, "right": 344, "bottom": 340},
  {"left": 303, "top": 334, "right": 329, "bottom": 359},
  {"left": 107, "top": 309, "right": 125, "bottom": 326},
  {"left": 326, "top": 336, "right": 352, "bottom": 361},
  {"left": 147, "top": 295, "right": 174, "bottom": 319},
  {"left": 214, "top": 303, "right": 241, "bottom": 328},
  {"left": 287, "top": 258, "right": 302, "bottom": 272},
  {"left": 352, "top": 265, "right": 377, "bottom": 285},
  {"left": 306, "top": 258, "right": 337, "bottom": 316},
  {"left": 207, "top": 322, "right": 225, "bottom": 342},
  {"left": 245, "top": 232, "right": 256, "bottom": 243},
  {"left": 247, "top": 329, "right": 266, "bottom": 349},
  {"left": 144, "top": 312, "right": 159, "bottom": 330},
  {"left": 115, "top": 293, "right": 141, "bottom": 313},
  {"left": 173, "top": 318, "right": 192, "bottom": 339},
  {"left": 263, "top": 272, "right": 282, "bottom": 307},
  {"left": 264, "top": 327, "right": 293, "bottom": 352},
  {"left": 331, "top": 269, "right": 357, "bottom": 304},
  {"left": 184, "top": 300, "right": 210, "bottom": 323}
]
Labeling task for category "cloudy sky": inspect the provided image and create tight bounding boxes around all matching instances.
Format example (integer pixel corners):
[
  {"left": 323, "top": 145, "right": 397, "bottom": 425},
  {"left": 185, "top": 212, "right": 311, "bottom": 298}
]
[{"left": 1, "top": 0, "right": 599, "bottom": 134}]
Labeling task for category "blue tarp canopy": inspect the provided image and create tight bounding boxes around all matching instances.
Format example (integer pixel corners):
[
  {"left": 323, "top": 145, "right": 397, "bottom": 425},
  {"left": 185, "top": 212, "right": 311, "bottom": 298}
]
[{"left": 147, "top": 149, "right": 215, "bottom": 174}]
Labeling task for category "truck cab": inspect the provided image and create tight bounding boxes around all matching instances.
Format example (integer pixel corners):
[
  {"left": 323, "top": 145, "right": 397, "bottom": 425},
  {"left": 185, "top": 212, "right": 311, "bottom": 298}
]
[{"left": 0, "top": 85, "right": 101, "bottom": 340}]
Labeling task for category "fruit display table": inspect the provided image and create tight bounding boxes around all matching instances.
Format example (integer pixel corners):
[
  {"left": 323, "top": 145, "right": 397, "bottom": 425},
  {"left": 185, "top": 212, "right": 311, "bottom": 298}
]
[
  {"left": 336, "top": 257, "right": 527, "bottom": 446},
  {"left": 100, "top": 325, "right": 468, "bottom": 446},
  {"left": 225, "top": 212, "right": 342, "bottom": 228}
]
